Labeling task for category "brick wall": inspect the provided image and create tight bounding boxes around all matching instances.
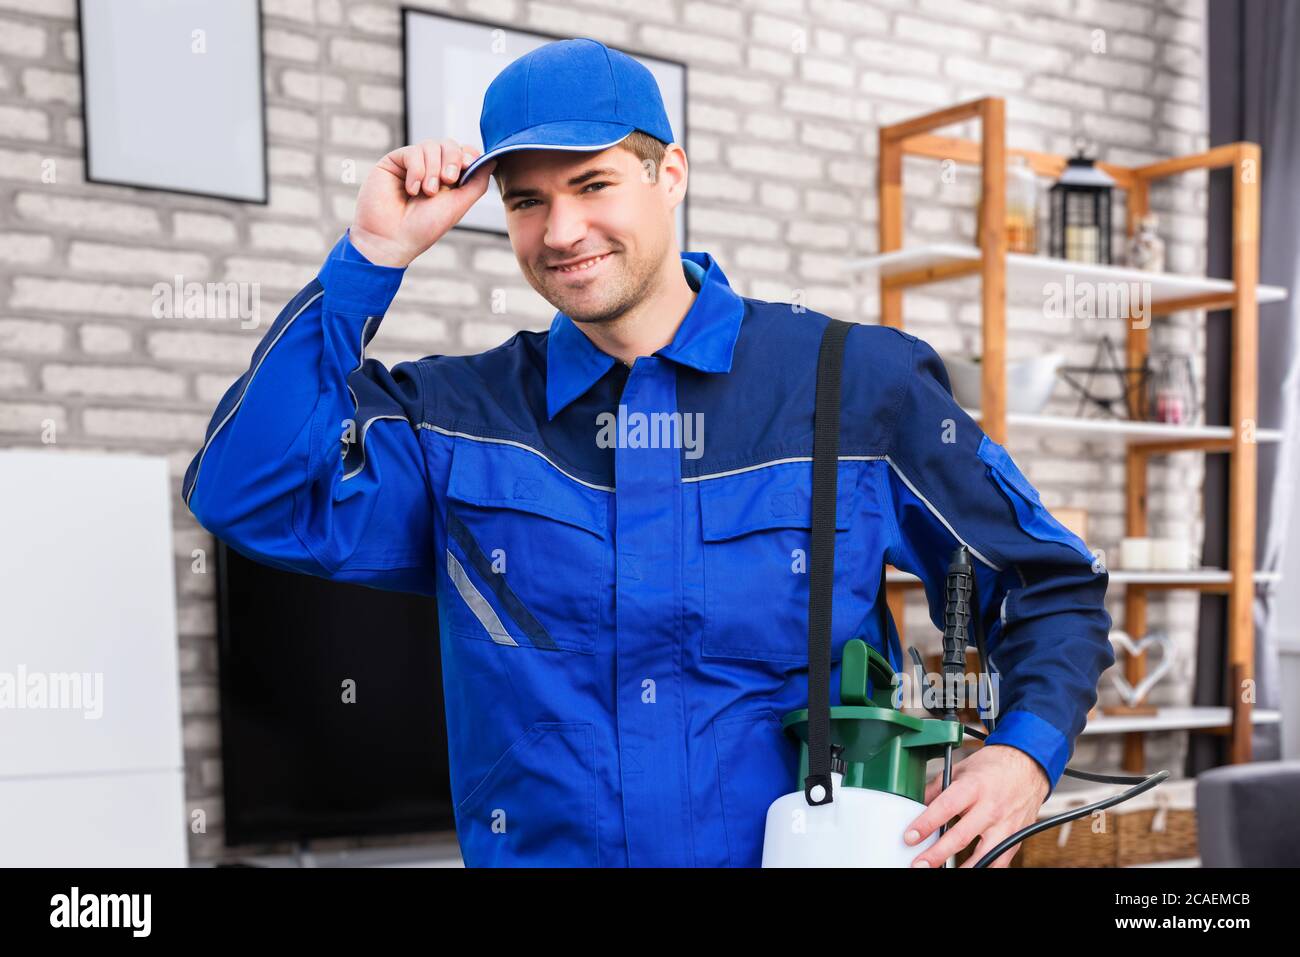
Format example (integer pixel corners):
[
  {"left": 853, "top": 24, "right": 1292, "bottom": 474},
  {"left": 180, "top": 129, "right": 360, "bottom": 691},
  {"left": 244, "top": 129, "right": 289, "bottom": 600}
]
[{"left": 0, "top": 0, "right": 1209, "bottom": 861}]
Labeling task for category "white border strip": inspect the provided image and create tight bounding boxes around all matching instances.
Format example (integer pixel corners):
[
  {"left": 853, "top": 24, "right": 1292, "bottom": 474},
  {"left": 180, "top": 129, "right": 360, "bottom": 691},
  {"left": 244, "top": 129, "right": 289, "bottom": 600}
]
[
  {"left": 185, "top": 288, "right": 324, "bottom": 506},
  {"left": 447, "top": 550, "right": 518, "bottom": 646},
  {"left": 884, "top": 454, "right": 1002, "bottom": 571},
  {"left": 683, "top": 454, "right": 885, "bottom": 483},
  {"left": 418, "top": 424, "right": 615, "bottom": 493}
]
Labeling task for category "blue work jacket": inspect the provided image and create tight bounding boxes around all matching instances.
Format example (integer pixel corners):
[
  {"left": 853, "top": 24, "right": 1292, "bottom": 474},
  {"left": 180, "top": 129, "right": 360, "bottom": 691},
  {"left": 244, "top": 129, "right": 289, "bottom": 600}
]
[{"left": 184, "top": 229, "right": 1113, "bottom": 867}]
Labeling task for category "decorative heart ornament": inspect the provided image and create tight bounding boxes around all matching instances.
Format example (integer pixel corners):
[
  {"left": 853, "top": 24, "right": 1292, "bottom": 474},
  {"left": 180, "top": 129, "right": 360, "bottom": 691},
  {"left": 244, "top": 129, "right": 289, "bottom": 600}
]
[{"left": 1108, "top": 629, "right": 1175, "bottom": 708}]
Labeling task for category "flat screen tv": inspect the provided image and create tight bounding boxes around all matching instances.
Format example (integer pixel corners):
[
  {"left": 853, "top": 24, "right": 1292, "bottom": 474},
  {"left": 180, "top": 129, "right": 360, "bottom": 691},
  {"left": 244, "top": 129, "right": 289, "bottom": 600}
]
[{"left": 215, "top": 541, "right": 453, "bottom": 846}]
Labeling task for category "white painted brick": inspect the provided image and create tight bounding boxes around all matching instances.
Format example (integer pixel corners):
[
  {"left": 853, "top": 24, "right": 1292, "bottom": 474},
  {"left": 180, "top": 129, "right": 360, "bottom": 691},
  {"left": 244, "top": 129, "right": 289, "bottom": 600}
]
[
  {"left": 11, "top": 276, "right": 153, "bottom": 316},
  {"left": 850, "top": 37, "right": 941, "bottom": 74},
  {"left": 0, "top": 104, "right": 50, "bottom": 140},
  {"left": 0, "top": 17, "right": 44, "bottom": 58},
  {"left": 347, "top": 3, "right": 403, "bottom": 35},
  {"left": 79, "top": 323, "right": 133, "bottom": 354},
  {"left": 0, "top": 0, "right": 76, "bottom": 14},
  {"left": 329, "top": 37, "right": 402, "bottom": 78},
  {"left": 897, "top": 16, "right": 983, "bottom": 52},
  {"left": 1027, "top": 76, "right": 1106, "bottom": 110},
  {"left": 639, "top": 25, "right": 740, "bottom": 65},
  {"left": 859, "top": 70, "right": 953, "bottom": 106},
  {"left": 0, "top": 401, "right": 66, "bottom": 434},
  {"left": 798, "top": 57, "right": 854, "bottom": 89},
  {"left": 689, "top": 205, "right": 781, "bottom": 241},
  {"left": 330, "top": 113, "right": 392, "bottom": 150},
  {"left": 735, "top": 244, "right": 791, "bottom": 272},
  {"left": 269, "top": 145, "right": 317, "bottom": 179},
  {"left": 268, "top": 182, "right": 321, "bottom": 219},
  {"left": 173, "top": 212, "right": 238, "bottom": 246},
  {"left": 264, "top": 27, "right": 319, "bottom": 62},
  {"left": 83, "top": 407, "right": 209, "bottom": 442},
  {"left": 68, "top": 242, "right": 210, "bottom": 278},
  {"left": 747, "top": 45, "right": 795, "bottom": 77},
  {"left": 786, "top": 220, "right": 850, "bottom": 250},
  {"left": 944, "top": 56, "right": 1026, "bottom": 90},
  {"left": 0, "top": 359, "right": 29, "bottom": 390},
  {"left": 0, "top": 318, "right": 64, "bottom": 353},
  {"left": 262, "top": 0, "right": 317, "bottom": 22},
  {"left": 0, "top": 231, "right": 53, "bottom": 264},
  {"left": 780, "top": 84, "right": 856, "bottom": 120},
  {"left": 758, "top": 182, "right": 799, "bottom": 212},
  {"left": 727, "top": 143, "right": 822, "bottom": 180},
  {"left": 809, "top": 0, "right": 890, "bottom": 33},
  {"left": 690, "top": 170, "right": 755, "bottom": 203},
  {"left": 281, "top": 69, "right": 345, "bottom": 104},
  {"left": 43, "top": 364, "right": 186, "bottom": 399},
  {"left": 690, "top": 70, "right": 775, "bottom": 106},
  {"left": 249, "top": 222, "right": 324, "bottom": 254},
  {"left": 744, "top": 112, "right": 796, "bottom": 142},
  {"left": 396, "top": 276, "right": 479, "bottom": 308},
  {"left": 686, "top": 2, "right": 745, "bottom": 34},
  {"left": 1109, "top": 91, "right": 1156, "bottom": 119},
  {"left": 465, "top": 0, "right": 518, "bottom": 20},
  {"left": 148, "top": 330, "right": 256, "bottom": 367},
  {"left": 266, "top": 105, "right": 320, "bottom": 141},
  {"left": 1068, "top": 56, "right": 1152, "bottom": 90},
  {"left": 800, "top": 122, "right": 855, "bottom": 153},
  {"left": 357, "top": 84, "right": 403, "bottom": 114},
  {"left": 20, "top": 67, "right": 79, "bottom": 104}
]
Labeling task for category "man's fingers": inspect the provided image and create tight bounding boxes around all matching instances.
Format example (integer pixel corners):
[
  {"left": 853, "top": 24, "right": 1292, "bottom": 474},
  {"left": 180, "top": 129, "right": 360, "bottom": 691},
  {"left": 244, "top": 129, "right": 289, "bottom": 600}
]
[
  {"left": 437, "top": 137, "right": 465, "bottom": 185},
  {"left": 399, "top": 144, "right": 425, "bottom": 196},
  {"left": 912, "top": 810, "right": 984, "bottom": 868},
  {"left": 906, "top": 776, "right": 974, "bottom": 847},
  {"left": 420, "top": 140, "right": 442, "bottom": 196}
]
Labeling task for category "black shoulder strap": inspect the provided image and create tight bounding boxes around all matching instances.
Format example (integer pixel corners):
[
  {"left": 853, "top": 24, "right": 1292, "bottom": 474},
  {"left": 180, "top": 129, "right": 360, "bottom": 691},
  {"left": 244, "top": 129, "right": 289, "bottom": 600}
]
[{"left": 804, "top": 318, "right": 853, "bottom": 807}]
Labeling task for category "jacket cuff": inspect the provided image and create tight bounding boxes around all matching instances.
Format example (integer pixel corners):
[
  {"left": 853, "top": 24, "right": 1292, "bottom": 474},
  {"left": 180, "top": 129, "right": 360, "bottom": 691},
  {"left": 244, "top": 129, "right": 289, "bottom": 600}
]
[
  {"left": 317, "top": 228, "right": 406, "bottom": 316},
  {"left": 983, "top": 708, "right": 1071, "bottom": 794}
]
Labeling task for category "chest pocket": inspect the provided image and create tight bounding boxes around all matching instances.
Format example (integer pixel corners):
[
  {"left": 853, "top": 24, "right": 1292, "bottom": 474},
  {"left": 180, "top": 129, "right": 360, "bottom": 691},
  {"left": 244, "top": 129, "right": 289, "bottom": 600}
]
[
  {"left": 443, "top": 437, "right": 611, "bottom": 654},
  {"left": 696, "top": 460, "right": 872, "bottom": 663}
]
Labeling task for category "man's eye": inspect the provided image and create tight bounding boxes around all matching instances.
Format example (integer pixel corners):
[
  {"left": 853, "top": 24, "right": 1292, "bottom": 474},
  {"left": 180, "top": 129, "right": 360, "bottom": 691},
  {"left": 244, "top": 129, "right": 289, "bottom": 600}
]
[{"left": 583, "top": 181, "right": 610, "bottom": 193}]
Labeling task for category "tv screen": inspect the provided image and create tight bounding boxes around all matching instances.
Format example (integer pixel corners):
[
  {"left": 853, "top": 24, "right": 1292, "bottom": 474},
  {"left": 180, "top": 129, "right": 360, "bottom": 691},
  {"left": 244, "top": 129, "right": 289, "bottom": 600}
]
[{"left": 215, "top": 542, "right": 453, "bottom": 846}]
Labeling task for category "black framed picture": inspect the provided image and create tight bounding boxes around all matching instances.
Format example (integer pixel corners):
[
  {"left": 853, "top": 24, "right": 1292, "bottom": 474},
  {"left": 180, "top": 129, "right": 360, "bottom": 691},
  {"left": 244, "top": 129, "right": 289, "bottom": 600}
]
[
  {"left": 77, "top": 0, "right": 268, "bottom": 203},
  {"left": 402, "top": 9, "right": 688, "bottom": 243}
]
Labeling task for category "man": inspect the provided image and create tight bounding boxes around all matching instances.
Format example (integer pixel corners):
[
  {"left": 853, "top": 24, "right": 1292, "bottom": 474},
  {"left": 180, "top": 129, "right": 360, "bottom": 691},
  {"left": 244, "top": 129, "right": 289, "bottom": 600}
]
[{"left": 184, "top": 37, "right": 1113, "bottom": 868}]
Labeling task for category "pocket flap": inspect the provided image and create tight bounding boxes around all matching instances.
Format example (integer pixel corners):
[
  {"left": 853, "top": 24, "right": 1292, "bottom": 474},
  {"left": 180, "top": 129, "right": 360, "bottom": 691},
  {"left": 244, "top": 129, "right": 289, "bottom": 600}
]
[
  {"left": 699, "top": 461, "right": 854, "bottom": 542},
  {"left": 446, "top": 437, "right": 608, "bottom": 538},
  {"left": 976, "top": 434, "right": 1093, "bottom": 560}
]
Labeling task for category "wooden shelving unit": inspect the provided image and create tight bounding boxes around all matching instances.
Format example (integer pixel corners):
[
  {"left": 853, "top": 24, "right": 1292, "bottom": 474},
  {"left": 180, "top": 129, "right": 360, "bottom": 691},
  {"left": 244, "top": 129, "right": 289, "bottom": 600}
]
[{"left": 863, "top": 97, "right": 1287, "bottom": 774}]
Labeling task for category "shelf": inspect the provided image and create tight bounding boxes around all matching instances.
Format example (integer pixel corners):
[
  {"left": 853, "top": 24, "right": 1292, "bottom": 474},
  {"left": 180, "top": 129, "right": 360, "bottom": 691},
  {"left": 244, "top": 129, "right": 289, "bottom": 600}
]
[
  {"left": 1080, "top": 706, "right": 1281, "bottom": 735},
  {"left": 963, "top": 409, "right": 1284, "bottom": 444},
  {"left": 886, "top": 569, "right": 1280, "bottom": 588},
  {"left": 846, "top": 243, "right": 1288, "bottom": 309}
]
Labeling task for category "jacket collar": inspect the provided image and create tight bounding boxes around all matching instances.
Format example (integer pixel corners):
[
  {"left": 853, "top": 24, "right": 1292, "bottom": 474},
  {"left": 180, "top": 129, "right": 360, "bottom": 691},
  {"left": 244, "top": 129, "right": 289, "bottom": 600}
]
[{"left": 545, "top": 251, "right": 745, "bottom": 421}]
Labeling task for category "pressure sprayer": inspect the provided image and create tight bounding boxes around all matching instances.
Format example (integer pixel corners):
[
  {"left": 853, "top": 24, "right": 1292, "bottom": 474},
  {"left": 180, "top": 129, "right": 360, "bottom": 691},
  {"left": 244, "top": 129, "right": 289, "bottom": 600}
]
[{"left": 761, "top": 319, "right": 1168, "bottom": 868}]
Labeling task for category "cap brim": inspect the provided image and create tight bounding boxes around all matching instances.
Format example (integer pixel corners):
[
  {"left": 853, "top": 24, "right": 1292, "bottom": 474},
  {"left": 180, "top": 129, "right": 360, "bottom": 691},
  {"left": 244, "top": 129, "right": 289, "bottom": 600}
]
[{"left": 456, "top": 119, "right": 636, "bottom": 187}]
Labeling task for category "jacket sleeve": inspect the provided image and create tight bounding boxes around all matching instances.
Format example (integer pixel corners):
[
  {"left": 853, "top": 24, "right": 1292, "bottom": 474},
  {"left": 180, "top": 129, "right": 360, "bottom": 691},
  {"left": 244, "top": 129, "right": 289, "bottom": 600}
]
[
  {"left": 881, "top": 334, "right": 1113, "bottom": 794},
  {"left": 182, "top": 228, "right": 438, "bottom": 596}
]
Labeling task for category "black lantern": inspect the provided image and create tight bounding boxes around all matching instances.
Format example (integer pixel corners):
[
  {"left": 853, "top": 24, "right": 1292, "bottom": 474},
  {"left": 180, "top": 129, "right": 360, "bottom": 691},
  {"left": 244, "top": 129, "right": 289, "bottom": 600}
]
[{"left": 1049, "top": 149, "right": 1115, "bottom": 264}]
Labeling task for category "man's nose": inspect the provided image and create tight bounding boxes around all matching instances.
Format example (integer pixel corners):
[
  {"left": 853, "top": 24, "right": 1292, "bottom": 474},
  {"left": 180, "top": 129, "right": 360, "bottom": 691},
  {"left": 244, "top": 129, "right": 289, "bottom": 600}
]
[{"left": 543, "top": 196, "right": 588, "bottom": 250}]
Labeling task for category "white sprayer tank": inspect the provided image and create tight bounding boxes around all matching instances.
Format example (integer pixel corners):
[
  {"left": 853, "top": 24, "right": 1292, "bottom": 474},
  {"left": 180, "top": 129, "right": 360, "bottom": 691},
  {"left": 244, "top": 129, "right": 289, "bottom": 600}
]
[{"left": 761, "top": 772, "right": 939, "bottom": 867}]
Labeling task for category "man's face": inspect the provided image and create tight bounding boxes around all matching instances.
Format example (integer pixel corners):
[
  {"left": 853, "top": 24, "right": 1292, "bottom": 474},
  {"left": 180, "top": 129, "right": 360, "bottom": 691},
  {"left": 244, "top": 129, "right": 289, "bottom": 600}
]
[{"left": 496, "top": 144, "right": 684, "bottom": 324}]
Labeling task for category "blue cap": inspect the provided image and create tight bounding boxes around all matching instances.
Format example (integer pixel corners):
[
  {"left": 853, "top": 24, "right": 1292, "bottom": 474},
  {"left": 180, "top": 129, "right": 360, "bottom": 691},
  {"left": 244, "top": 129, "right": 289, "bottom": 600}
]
[{"left": 456, "top": 37, "right": 675, "bottom": 187}]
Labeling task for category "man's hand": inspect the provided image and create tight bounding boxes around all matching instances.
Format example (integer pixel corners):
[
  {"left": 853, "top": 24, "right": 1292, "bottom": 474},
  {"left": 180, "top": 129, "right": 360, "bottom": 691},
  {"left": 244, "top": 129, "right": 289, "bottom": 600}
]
[
  {"left": 350, "top": 137, "right": 497, "bottom": 268},
  {"left": 903, "top": 744, "right": 1049, "bottom": 868}
]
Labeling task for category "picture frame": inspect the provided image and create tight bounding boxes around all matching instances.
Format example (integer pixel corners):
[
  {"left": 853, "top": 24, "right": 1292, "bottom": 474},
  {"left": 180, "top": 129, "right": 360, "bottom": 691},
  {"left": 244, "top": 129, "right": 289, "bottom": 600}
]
[{"left": 77, "top": 0, "right": 268, "bottom": 204}]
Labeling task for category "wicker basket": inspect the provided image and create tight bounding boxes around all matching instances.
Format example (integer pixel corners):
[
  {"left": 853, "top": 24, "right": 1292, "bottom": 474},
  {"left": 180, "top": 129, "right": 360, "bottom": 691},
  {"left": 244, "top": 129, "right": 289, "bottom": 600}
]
[{"left": 951, "top": 778, "right": 1196, "bottom": 867}]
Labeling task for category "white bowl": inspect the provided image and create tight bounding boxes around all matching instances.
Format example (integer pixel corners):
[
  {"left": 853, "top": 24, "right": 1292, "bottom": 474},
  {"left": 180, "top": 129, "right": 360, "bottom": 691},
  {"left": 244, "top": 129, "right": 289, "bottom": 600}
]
[{"left": 942, "top": 353, "right": 1065, "bottom": 415}]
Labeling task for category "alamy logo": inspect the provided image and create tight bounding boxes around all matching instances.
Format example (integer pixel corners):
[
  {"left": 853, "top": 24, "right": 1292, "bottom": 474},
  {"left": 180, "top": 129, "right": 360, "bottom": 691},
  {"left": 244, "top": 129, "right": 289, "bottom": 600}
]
[
  {"left": 0, "top": 665, "right": 102, "bottom": 719},
  {"left": 50, "top": 887, "right": 151, "bottom": 937},
  {"left": 595, "top": 405, "right": 704, "bottom": 460}
]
